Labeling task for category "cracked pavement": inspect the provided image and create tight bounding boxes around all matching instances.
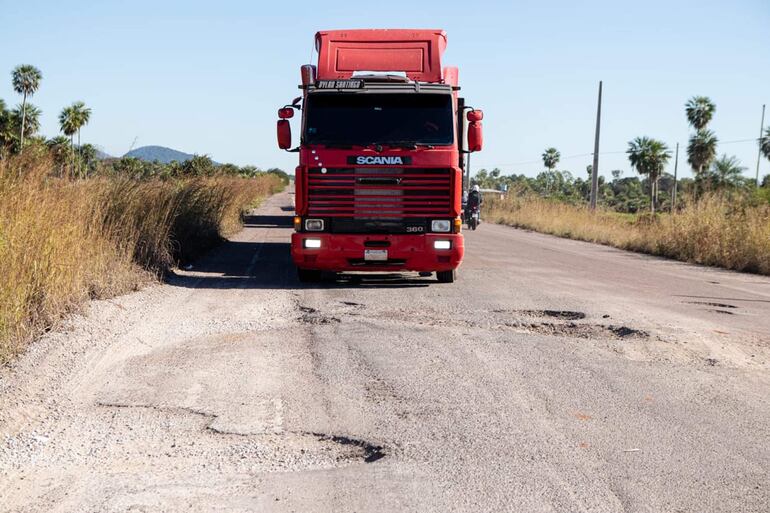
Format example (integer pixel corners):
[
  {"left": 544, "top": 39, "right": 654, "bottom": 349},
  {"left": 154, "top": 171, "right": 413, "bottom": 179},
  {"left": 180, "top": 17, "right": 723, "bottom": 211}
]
[{"left": 1, "top": 190, "right": 769, "bottom": 512}]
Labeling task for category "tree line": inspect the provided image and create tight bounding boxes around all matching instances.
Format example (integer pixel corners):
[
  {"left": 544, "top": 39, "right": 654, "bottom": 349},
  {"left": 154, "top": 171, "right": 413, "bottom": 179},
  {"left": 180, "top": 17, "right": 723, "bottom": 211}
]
[
  {"left": 1, "top": 64, "right": 287, "bottom": 182},
  {"left": 475, "top": 96, "right": 770, "bottom": 213}
]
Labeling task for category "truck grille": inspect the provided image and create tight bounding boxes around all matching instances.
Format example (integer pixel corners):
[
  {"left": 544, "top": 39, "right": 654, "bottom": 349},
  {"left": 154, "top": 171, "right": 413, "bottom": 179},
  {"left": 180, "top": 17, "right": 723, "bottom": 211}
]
[{"left": 307, "top": 167, "right": 452, "bottom": 218}]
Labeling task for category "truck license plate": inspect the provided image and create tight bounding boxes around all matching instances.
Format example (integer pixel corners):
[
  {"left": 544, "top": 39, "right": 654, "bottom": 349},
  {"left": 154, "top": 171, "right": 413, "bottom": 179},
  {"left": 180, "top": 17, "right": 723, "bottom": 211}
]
[{"left": 364, "top": 249, "right": 388, "bottom": 262}]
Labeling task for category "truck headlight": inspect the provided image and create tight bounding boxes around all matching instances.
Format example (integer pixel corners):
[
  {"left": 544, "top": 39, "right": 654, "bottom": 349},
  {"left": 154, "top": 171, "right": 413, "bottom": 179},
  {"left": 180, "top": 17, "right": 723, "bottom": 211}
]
[
  {"left": 304, "top": 219, "right": 324, "bottom": 231},
  {"left": 433, "top": 240, "right": 451, "bottom": 250},
  {"left": 431, "top": 220, "right": 451, "bottom": 233},
  {"left": 304, "top": 238, "right": 322, "bottom": 249}
]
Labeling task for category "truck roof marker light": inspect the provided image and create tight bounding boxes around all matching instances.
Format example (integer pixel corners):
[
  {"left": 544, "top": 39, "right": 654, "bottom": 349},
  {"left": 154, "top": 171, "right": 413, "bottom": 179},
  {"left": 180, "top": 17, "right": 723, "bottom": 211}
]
[{"left": 301, "top": 64, "right": 316, "bottom": 86}]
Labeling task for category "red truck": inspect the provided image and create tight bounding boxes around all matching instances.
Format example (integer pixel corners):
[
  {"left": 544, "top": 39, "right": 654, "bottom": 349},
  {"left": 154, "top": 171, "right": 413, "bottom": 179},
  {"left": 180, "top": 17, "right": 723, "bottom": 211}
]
[{"left": 276, "top": 29, "right": 483, "bottom": 283}]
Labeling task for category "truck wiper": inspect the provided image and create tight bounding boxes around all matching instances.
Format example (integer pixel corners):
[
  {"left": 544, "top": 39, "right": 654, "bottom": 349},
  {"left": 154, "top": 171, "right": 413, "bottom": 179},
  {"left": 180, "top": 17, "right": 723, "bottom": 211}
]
[{"left": 383, "top": 141, "right": 434, "bottom": 149}]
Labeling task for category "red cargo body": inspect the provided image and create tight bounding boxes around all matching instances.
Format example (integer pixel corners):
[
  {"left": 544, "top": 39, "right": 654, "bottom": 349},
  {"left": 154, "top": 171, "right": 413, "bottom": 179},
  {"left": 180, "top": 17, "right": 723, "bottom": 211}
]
[{"left": 315, "top": 29, "right": 447, "bottom": 82}]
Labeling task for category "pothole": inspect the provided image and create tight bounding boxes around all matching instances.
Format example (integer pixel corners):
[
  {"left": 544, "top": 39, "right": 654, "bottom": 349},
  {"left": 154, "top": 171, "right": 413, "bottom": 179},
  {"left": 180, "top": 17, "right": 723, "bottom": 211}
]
[
  {"left": 505, "top": 321, "right": 648, "bottom": 340},
  {"left": 301, "top": 314, "right": 341, "bottom": 325},
  {"left": 686, "top": 301, "right": 737, "bottom": 309},
  {"left": 298, "top": 305, "right": 341, "bottom": 325},
  {"left": 310, "top": 433, "right": 385, "bottom": 463},
  {"left": 493, "top": 309, "right": 587, "bottom": 320},
  {"left": 93, "top": 402, "right": 385, "bottom": 469}
]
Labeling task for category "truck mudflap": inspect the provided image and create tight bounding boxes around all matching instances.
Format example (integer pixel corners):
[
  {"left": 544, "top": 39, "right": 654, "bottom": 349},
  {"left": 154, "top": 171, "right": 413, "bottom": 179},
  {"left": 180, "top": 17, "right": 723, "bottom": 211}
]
[{"left": 291, "top": 233, "right": 464, "bottom": 273}]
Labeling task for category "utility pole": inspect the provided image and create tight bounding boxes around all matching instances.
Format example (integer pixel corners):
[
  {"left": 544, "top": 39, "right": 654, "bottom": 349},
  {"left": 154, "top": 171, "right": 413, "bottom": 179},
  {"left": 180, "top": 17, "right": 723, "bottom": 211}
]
[
  {"left": 756, "top": 104, "right": 766, "bottom": 187},
  {"left": 672, "top": 142, "right": 679, "bottom": 211},
  {"left": 589, "top": 81, "right": 602, "bottom": 210}
]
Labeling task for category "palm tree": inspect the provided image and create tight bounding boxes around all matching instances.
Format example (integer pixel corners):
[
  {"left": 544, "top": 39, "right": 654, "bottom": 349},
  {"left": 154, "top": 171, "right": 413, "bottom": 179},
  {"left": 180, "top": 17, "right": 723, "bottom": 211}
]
[
  {"left": 0, "top": 99, "right": 13, "bottom": 157},
  {"left": 761, "top": 126, "right": 770, "bottom": 162},
  {"left": 11, "top": 65, "right": 43, "bottom": 152},
  {"left": 685, "top": 96, "right": 716, "bottom": 130},
  {"left": 59, "top": 105, "right": 79, "bottom": 178},
  {"left": 542, "top": 147, "right": 560, "bottom": 172},
  {"left": 627, "top": 136, "right": 671, "bottom": 214},
  {"left": 79, "top": 143, "right": 98, "bottom": 177},
  {"left": 47, "top": 136, "right": 71, "bottom": 177},
  {"left": 72, "top": 101, "right": 92, "bottom": 177},
  {"left": 708, "top": 154, "right": 747, "bottom": 189},
  {"left": 687, "top": 129, "right": 718, "bottom": 183},
  {"left": 10, "top": 104, "right": 41, "bottom": 151}
]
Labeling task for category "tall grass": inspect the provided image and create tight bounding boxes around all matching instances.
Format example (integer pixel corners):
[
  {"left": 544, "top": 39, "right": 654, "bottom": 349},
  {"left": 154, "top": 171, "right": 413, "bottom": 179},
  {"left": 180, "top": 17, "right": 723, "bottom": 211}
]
[
  {"left": 0, "top": 153, "right": 282, "bottom": 362},
  {"left": 486, "top": 193, "right": 770, "bottom": 275}
]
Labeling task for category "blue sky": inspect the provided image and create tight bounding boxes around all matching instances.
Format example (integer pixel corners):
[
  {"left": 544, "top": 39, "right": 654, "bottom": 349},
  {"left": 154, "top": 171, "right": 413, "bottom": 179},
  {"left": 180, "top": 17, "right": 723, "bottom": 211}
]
[{"left": 1, "top": 0, "right": 768, "bottom": 180}]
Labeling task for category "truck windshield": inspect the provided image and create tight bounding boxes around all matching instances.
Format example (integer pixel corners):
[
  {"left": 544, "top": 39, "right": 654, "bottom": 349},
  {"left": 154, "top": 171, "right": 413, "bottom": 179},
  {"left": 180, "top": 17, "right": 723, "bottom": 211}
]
[{"left": 304, "top": 93, "right": 453, "bottom": 146}]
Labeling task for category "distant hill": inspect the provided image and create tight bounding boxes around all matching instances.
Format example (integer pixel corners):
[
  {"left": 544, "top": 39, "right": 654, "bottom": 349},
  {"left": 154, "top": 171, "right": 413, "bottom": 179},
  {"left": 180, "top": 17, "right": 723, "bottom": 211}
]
[
  {"left": 123, "top": 145, "right": 196, "bottom": 164},
  {"left": 95, "top": 148, "right": 114, "bottom": 160}
]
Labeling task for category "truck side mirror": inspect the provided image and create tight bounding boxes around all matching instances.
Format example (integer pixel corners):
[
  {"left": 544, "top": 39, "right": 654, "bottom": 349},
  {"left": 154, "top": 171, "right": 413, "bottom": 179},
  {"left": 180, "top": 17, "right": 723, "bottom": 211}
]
[
  {"left": 467, "top": 110, "right": 483, "bottom": 122},
  {"left": 278, "top": 107, "right": 294, "bottom": 119},
  {"left": 277, "top": 120, "right": 292, "bottom": 150},
  {"left": 467, "top": 109, "right": 483, "bottom": 152}
]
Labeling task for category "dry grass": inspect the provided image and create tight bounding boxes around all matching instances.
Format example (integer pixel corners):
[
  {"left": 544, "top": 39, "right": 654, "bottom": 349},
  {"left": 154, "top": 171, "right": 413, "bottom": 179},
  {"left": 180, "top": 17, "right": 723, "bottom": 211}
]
[
  {"left": 0, "top": 154, "right": 282, "bottom": 362},
  {"left": 486, "top": 193, "right": 770, "bottom": 275}
]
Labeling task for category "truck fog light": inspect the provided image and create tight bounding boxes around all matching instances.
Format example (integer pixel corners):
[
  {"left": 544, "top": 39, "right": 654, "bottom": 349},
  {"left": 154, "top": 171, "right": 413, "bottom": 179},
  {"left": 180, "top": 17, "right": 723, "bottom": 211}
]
[
  {"left": 304, "top": 238, "right": 322, "bottom": 249},
  {"left": 433, "top": 240, "right": 451, "bottom": 250},
  {"left": 304, "top": 219, "right": 324, "bottom": 231},
  {"left": 431, "top": 220, "right": 451, "bottom": 232}
]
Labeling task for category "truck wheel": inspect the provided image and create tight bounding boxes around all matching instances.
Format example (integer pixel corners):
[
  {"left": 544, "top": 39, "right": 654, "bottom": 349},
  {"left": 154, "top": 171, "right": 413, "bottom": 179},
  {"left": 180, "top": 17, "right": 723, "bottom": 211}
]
[
  {"left": 436, "top": 269, "right": 456, "bottom": 283},
  {"left": 297, "top": 268, "right": 322, "bottom": 283}
]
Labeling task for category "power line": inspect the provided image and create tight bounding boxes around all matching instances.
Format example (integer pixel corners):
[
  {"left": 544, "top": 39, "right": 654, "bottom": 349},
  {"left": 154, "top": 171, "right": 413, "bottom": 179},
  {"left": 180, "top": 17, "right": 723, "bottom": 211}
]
[{"left": 474, "top": 136, "right": 761, "bottom": 169}]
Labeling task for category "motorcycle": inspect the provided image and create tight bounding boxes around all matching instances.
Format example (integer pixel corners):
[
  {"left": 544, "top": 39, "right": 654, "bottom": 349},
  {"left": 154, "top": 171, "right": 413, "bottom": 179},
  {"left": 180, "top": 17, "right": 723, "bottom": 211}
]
[{"left": 466, "top": 205, "right": 480, "bottom": 230}]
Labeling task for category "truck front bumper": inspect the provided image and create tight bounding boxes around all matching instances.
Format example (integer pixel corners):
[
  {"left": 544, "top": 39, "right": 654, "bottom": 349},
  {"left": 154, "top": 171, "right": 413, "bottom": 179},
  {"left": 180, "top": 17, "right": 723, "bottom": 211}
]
[{"left": 291, "top": 233, "right": 464, "bottom": 273}]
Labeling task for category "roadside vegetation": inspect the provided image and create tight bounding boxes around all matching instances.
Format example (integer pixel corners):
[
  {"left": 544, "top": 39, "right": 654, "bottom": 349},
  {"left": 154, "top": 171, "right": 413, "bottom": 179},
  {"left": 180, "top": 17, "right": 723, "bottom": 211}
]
[
  {"left": 0, "top": 64, "right": 286, "bottom": 363},
  {"left": 486, "top": 193, "right": 770, "bottom": 275},
  {"left": 476, "top": 95, "right": 770, "bottom": 274}
]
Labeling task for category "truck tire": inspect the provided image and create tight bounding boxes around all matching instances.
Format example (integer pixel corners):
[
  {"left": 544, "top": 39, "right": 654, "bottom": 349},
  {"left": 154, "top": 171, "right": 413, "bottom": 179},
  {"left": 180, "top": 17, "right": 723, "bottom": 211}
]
[
  {"left": 436, "top": 269, "right": 456, "bottom": 283},
  {"left": 297, "top": 268, "right": 322, "bottom": 283}
]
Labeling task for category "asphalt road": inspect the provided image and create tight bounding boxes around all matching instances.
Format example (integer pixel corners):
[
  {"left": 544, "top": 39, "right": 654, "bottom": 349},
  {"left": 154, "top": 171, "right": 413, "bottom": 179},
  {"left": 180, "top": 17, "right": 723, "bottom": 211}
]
[{"left": 1, "top": 189, "right": 769, "bottom": 512}]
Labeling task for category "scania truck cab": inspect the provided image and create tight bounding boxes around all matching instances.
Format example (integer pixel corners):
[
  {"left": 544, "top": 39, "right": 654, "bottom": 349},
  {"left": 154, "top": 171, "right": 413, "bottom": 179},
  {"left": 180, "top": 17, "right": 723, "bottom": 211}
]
[{"left": 276, "top": 29, "right": 483, "bottom": 283}]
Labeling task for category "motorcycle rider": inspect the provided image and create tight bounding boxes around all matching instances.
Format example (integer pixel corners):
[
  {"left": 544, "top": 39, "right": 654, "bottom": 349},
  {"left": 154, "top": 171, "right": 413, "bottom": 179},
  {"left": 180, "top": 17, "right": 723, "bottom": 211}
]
[{"left": 466, "top": 184, "right": 483, "bottom": 222}]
